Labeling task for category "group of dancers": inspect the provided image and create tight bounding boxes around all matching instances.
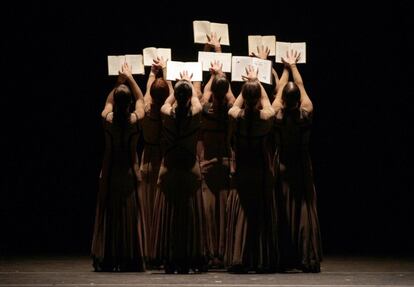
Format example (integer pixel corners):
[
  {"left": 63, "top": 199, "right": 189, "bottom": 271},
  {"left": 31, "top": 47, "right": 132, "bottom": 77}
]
[{"left": 91, "top": 33, "right": 322, "bottom": 274}]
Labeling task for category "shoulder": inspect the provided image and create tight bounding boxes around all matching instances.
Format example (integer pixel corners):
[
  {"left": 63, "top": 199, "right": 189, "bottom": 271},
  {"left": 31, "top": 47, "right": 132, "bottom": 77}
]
[
  {"left": 144, "top": 102, "right": 152, "bottom": 114},
  {"left": 300, "top": 107, "right": 313, "bottom": 122},
  {"left": 102, "top": 112, "right": 113, "bottom": 125},
  {"left": 202, "top": 102, "right": 212, "bottom": 114}
]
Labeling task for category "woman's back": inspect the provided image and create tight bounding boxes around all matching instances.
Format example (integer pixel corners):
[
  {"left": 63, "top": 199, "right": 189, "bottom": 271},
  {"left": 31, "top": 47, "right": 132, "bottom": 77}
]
[
  {"left": 162, "top": 112, "right": 200, "bottom": 170},
  {"left": 201, "top": 104, "right": 230, "bottom": 159}
]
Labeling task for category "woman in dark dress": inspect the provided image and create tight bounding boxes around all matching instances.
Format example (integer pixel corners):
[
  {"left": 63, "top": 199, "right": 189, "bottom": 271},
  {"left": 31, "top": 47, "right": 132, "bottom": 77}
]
[
  {"left": 198, "top": 61, "right": 235, "bottom": 267},
  {"left": 91, "top": 63, "right": 146, "bottom": 272},
  {"left": 138, "top": 58, "right": 171, "bottom": 264},
  {"left": 225, "top": 66, "right": 278, "bottom": 273},
  {"left": 272, "top": 50, "right": 322, "bottom": 273},
  {"left": 151, "top": 71, "right": 206, "bottom": 273}
]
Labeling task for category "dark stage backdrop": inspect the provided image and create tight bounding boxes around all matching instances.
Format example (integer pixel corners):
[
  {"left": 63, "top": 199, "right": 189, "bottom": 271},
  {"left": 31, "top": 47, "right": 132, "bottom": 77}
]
[{"left": 1, "top": 2, "right": 413, "bottom": 256}]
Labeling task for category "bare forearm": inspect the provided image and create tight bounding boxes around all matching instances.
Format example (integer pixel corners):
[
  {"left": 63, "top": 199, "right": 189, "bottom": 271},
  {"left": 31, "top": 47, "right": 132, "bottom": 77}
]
[
  {"left": 101, "top": 89, "right": 115, "bottom": 118},
  {"left": 191, "top": 87, "right": 203, "bottom": 114},
  {"left": 278, "top": 67, "right": 289, "bottom": 88},
  {"left": 204, "top": 44, "right": 221, "bottom": 53},
  {"left": 290, "top": 64, "right": 304, "bottom": 87},
  {"left": 204, "top": 43, "right": 212, "bottom": 52},
  {"left": 259, "top": 83, "right": 275, "bottom": 120},
  {"left": 259, "top": 83, "right": 271, "bottom": 107},
  {"left": 101, "top": 104, "right": 113, "bottom": 119},
  {"left": 134, "top": 99, "right": 145, "bottom": 119},
  {"left": 228, "top": 94, "right": 244, "bottom": 118},
  {"left": 272, "top": 67, "right": 289, "bottom": 112},
  {"left": 233, "top": 94, "right": 244, "bottom": 108},
  {"left": 272, "top": 68, "right": 279, "bottom": 90},
  {"left": 161, "top": 67, "right": 174, "bottom": 94},
  {"left": 161, "top": 94, "right": 175, "bottom": 115},
  {"left": 290, "top": 65, "right": 313, "bottom": 112},
  {"left": 225, "top": 87, "right": 236, "bottom": 106},
  {"left": 146, "top": 72, "right": 156, "bottom": 92},
  {"left": 228, "top": 105, "right": 242, "bottom": 119},
  {"left": 202, "top": 74, "right": 214, "bottom": 104},
  {"left": 160, "top": 103, "right": 172, "bottom": 115},
  {"left": 127, "top": 76, "right": 144, "bottom": 101},
  {"left": 193, "top": 82, "right": 203, "bottom": 100}
]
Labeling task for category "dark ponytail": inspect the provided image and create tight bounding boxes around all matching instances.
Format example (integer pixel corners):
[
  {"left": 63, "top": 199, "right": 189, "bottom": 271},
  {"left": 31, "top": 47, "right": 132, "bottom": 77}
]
[
  {"left": 241, "top": 81, "right": 261, "bottom": 144},
  {"left": 211, "top": 75, "right": 229, "bottom": 117},
  {"left": 113, "top": 84, "right": 133, "bottom": 128},
  {"left": 173, "top": 80, "right": 192, "bottom": 130},
  {"left": 282, "top": 81, "right": 300, "bottom": 110}
]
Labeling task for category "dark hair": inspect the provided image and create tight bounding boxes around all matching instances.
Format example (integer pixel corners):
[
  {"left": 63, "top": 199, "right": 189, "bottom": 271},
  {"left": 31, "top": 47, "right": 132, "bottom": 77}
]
[
  {"left": 113, "top": 84, "right": 132, "bottom": 128},
  {"left": 174, "top": 80, "right": 193, "bottom": 128},
  {"left": 241, "top": 80, "right": 261, "bottom": 109},
  {"left": 211, "top": 75, "right": 229, "bottom": 103},
  {"left": 282, "top": 81, "right": 300, "bottom": 110},
  {"left": 150, "top": 78, "right": 169, "bottom": 105},
  {"left": 241, "top": 81, "right": 261, "bottom": 142},
  {"left": 174, "top": 80, "right": 192, "bottom": 106}
]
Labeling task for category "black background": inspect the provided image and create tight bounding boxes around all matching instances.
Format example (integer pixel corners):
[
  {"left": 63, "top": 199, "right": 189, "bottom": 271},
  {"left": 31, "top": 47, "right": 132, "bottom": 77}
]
[{"left": 1, "top": 2, "right": 413, "bottom": 256}]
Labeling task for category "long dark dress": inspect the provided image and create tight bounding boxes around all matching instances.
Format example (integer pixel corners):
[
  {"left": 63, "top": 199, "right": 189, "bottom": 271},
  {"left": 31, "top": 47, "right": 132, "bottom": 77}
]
[
  {"left": 198, "top": 103, "right": 232, "bottom": 265},
  {"left": 225, "top": 113, "right": 279, "bottom": 273},
  {"left": 91, "top": 119, "right": 145, "bottom": 272},
  {"left": 138, "top": 104, "right": 163, "bottom": 263},
  {"left": 274, "top": 108, "right": 322, "bottom": 272},
  {"left": 151, "top": 111, "right": 207, "bottom": 273}
]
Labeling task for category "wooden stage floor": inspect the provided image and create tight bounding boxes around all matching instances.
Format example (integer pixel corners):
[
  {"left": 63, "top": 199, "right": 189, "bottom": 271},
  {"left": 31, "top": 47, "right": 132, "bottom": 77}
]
[{"left": 1, "top": 255, "right": 413, "bottom": 286}]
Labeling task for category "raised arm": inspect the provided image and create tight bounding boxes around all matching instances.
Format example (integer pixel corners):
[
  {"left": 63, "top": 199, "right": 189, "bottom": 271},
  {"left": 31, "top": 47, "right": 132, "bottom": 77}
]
[
  {"left": 272, "top": 65, "right": 290, "bottom": 113},
  {"left": 258, "top": 80, "right": 275, "bottom": 120},
  {"left": 160, "top": 94, "right": 176, "bottom": 116},
  {"left": 144, "top": 56, "right": 174, "bottom": 109},
  {"left": 191, "top": 85, "right": 203, "bottom": 115},
  {"left": 101, "top": 88, "right": 115, "bottom": 119},
  {"left": 180, "top": 71, "right": 202, "bottom": 115},
  {"left": 101, "top": 74, "right": 126, "bottom": 119},
  {"left": 160, "top": 71, "right": 202, "bottom": 116},
  {"left": 272, "top": 49, "right": 303, "bottom": 113},
  {"left": 272, "top": 68, "right": 280, "bottom": 93},
  {"left": 201, "top": 60, "right": 223, "bottom": 105},
  {"left": 251, "top": 45, "right": 279, "bottom": 92},
  {"left": 193, "top": 81, "right": 203, "bottom": 100},
  {"left": 229, "top": 66, "right": 260, "bottom": 119},
  {"left": 229, "top": 66, "right": 257, "bottom": 119},
  {"left": 154, "top": 56, "right": 174, "bottom": 95},
  {"left": 201, "top": 72, "right": 215, "bottom": 106},
  {"left": 228, "top": 93, "right": 244, "bottom": 119},
  {"left": 289, "top": 50, "right": 313, "bottom": 113},
  {"left": 225, "top": 85, "right": 236, "bottom": 107},
  {"left": 119, "top": 62, "right": 145, "bottom": 121},
  {"left": 143, "top": 61, "right": 159, "bottom": 106},
  {"left": 242, "top": 65, "right": 274, "bottom": 120}
]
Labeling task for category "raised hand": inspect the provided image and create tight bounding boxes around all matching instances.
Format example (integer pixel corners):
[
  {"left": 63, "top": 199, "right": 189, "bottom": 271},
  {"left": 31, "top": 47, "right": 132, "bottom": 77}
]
[
  {"left": 119, "top": 62, "right": 133, "bottom": 82},
  {"left": 241, "top": 65, "right": 258, "bottom": 82},
  {"left": 251, "top": 45, "right": 270, "bottom": 60},
  {"left": 281, "top": 49, "right": 301, "bottom": 66},
  {"left": 151, "top": 56, "right": 166, "bottom": 74},
  {"left": 209, "top": 60, "right": 223, "bottom": 75},
  {"left": 179, "top": 70, "right": 193, "bottom": 82},
  {"left": 206, "top": 32, "right": 221, "bottom": 49}
]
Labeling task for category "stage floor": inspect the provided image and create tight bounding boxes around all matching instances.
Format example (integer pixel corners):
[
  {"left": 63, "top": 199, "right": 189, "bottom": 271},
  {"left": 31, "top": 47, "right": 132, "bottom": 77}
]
[{"left": 1, "top": 255, "right": 413, "bottom": 286}]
